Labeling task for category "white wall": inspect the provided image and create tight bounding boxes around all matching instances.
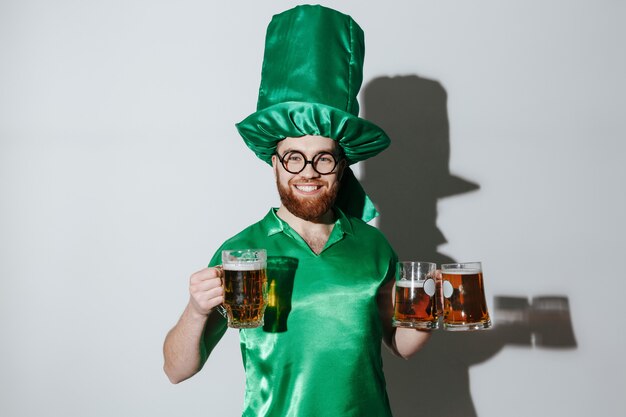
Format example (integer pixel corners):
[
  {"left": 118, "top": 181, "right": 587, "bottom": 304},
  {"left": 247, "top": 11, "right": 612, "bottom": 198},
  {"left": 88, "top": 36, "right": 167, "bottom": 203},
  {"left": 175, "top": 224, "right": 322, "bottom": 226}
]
[{"left": 1, "top": 1, "right": 624, "bottom": 416}]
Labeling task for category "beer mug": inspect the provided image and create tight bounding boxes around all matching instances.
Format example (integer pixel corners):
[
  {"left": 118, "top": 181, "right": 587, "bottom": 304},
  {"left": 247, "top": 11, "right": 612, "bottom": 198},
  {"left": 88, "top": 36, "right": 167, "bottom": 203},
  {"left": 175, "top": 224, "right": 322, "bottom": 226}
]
[
  {"left": 441, "top": 261, "right": 492, "bottom": 331},
  {"left": 219, "top": 249, "right": 268, "bottom": 328},
  {"left": 392, "top": 261, "right": 439, "bottom": 329}
]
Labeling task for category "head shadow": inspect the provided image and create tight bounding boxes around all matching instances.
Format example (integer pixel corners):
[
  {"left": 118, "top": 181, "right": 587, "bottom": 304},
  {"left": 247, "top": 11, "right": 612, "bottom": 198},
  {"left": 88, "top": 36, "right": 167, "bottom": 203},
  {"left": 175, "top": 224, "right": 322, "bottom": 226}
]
[
  {"left": 360, "top": 75, "right": 577, "bottom": 417},
  {"left": 361, "top": 75, "right": 478, "bottom": 264}
]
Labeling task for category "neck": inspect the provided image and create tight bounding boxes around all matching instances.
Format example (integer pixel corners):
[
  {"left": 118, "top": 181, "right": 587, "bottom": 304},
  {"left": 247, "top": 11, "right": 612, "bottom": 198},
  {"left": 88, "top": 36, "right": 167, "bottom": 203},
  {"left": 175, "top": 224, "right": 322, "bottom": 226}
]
[{"left": 276, "top": 205, "right": 336, "bottom": 254}]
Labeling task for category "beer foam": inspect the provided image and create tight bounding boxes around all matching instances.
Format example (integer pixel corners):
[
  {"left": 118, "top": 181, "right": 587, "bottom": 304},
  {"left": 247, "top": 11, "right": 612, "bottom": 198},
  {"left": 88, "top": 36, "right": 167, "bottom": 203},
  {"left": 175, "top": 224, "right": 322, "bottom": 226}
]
[
  {"left": 223, "top": 262, "right": 265, "bottom": 271},
  {"left": 443, "top": 268, "right": 481, "bottom": 275},
  {"left": 396, "top": 279, "right": 424, "bottom": 288}
]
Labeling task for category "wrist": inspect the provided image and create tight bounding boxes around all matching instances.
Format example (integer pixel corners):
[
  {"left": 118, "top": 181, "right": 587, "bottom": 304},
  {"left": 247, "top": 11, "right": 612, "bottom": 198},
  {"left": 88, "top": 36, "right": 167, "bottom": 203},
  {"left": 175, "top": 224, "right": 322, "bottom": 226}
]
[{"left": 185, "top": 301, "right": 210, "bottom": 323}]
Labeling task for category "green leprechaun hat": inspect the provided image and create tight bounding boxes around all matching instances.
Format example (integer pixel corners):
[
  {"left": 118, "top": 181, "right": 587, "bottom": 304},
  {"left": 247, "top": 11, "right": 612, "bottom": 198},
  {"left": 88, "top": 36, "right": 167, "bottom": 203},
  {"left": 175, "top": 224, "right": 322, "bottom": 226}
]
[{"left": 236, "top": 4, "right": 390, "bottom": 222}]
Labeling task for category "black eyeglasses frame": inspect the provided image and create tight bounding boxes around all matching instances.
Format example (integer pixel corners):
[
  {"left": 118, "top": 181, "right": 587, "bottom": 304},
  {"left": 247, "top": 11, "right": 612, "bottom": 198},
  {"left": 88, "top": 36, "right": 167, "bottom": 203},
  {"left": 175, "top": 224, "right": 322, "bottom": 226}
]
[{"left": 276, "top": 150, "right": 342, "bottom": 175}]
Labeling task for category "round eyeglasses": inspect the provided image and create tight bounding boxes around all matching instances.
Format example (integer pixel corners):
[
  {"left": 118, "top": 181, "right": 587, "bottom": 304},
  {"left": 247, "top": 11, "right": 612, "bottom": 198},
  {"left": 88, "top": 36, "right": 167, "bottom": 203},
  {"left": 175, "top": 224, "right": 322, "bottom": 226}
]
[{"left": 277, "top": 151, "right": 340, "bottom": 175}]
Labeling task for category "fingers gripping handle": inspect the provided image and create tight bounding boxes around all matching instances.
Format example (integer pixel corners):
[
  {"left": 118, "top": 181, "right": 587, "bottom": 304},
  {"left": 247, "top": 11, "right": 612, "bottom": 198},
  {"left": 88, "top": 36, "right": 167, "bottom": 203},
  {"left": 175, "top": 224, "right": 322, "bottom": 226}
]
[{"left": 213, "top": 265, "right": 228, "bottom": 319}]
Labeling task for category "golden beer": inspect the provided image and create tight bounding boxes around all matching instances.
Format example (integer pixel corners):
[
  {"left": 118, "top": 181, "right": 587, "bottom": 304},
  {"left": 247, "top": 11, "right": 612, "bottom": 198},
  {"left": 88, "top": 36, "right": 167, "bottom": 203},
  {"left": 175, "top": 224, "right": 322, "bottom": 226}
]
[
  {"left": 442, "top": 263, "right": 491, "bottom": 331},
  {"left": 392, "top": 261, "right": 438, "bottom": 329},
  {"left": 393, "top": 279, "right": 438, "bottom": 329},
  {"left": 221, "top": 249, "right": 268, "bottom": 328}
]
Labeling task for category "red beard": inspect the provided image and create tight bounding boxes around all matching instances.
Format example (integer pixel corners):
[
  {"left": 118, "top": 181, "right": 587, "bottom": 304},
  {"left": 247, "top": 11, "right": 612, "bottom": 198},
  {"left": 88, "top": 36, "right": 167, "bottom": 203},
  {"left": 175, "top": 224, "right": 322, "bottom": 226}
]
[{"left": 276, "top": 177, "right": 340, "bottom": 222}]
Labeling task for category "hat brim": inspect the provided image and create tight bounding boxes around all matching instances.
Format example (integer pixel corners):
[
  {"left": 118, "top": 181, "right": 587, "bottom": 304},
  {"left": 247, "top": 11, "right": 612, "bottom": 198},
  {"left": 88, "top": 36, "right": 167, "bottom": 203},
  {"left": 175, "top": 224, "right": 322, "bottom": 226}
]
[{"left": 236, "top": 101, "right": 390, "bottom": 165}]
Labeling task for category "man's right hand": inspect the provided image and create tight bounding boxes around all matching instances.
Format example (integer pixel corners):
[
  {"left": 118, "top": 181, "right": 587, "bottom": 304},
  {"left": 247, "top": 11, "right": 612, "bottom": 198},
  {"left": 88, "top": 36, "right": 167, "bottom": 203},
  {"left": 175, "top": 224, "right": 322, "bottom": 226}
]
[
  {"left": 188, "top": 267, "right": 224, "bottom": 317},
  {"left": 163, "top": 266, "right": 226, "bottom": 384}
]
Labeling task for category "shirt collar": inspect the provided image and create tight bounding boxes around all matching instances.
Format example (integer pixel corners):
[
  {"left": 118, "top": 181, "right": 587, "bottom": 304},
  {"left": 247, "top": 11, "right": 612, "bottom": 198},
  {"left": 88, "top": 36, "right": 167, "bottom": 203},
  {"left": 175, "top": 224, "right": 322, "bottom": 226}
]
[
  {"left": 333, "top": 206, "right": 354, "bottom": 236},
  {"left": 263, "top": 207, "right": 354, "bottom": 237},
  {"left": 265, "top": 208, "right": 285, "bottom": 236}
]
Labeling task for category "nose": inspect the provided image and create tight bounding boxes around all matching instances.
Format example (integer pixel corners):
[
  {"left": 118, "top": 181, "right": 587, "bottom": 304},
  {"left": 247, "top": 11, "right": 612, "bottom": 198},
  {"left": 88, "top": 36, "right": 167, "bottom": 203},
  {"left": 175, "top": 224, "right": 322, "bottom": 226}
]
[{"left": 299, "top": 161, "right": 321, "bottom": 178}]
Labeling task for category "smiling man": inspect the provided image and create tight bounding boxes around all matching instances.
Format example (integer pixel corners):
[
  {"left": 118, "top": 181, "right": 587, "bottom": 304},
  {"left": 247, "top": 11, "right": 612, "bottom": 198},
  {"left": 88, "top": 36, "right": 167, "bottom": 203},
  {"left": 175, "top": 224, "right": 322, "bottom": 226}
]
[
  {"left": 163, "top": 5, "right": 432, "bottom": 417},
  {"left": 272, "top": 136, "right": 345, "bottom": 253}
]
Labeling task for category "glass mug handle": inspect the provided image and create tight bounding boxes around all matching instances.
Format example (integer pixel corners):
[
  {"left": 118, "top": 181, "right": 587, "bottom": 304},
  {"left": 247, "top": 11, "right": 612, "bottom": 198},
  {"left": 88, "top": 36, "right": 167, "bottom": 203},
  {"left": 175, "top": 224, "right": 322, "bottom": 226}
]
[
  {"left": 215, "top": 305, "right": 228, "bottom": 319},
  {"left": 213, "top": 265, "right": 228, "bottom": 319}
]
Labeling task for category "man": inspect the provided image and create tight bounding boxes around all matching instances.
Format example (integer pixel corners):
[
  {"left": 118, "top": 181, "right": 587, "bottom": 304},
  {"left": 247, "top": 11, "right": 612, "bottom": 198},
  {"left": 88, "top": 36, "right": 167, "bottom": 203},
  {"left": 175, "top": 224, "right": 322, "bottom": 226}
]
[{"left": 163, "top": 5, "right": 431, "bottom": 416}]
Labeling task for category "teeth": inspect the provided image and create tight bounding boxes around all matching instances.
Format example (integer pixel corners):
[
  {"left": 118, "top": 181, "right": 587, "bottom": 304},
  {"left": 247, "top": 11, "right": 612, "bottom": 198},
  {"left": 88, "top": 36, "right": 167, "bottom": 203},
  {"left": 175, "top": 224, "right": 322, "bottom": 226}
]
[{"left": 295, "top": 185, "right": 319, "bottom": 192}]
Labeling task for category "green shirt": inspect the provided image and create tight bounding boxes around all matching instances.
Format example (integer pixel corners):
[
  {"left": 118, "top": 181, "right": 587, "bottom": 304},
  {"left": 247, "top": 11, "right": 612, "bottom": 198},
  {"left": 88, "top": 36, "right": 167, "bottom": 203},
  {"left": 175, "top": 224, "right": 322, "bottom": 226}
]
[{"left": 207, "top": 208, "right": 397, "bottom": 417}]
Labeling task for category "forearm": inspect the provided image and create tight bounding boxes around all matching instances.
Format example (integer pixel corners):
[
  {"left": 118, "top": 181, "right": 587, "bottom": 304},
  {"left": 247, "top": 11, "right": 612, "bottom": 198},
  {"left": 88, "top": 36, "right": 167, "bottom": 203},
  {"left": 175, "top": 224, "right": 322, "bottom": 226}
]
[
  {"left": 392, "top": 327, "right": 432, "bottom": 359},
  {"left": 163, "top": 302, "right": 209, "bottom": 384}
]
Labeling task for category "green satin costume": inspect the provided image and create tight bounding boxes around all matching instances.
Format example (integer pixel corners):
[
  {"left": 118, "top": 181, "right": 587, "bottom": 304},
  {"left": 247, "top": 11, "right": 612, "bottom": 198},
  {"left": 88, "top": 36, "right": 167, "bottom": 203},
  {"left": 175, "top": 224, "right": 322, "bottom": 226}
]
[{"left": 207, "top": 208, "right": 397, "bottom": 417}]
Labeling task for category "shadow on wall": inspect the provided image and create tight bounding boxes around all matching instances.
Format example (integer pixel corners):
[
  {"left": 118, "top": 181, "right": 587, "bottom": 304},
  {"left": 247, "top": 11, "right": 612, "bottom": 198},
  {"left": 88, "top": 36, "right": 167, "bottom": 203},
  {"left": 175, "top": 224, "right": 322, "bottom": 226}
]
[
  {"left": 361, "top": 76, "right": 577, "bottom": 417},
  {"left": 361, "top": 75, "right": 479, "bottom": 264}
]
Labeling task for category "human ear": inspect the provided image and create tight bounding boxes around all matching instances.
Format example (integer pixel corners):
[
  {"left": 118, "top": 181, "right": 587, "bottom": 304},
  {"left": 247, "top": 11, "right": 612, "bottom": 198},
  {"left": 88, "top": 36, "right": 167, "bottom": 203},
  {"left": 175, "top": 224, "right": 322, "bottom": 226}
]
[{"left": 271, "top": 154, "right": 279, "bottom": 177}]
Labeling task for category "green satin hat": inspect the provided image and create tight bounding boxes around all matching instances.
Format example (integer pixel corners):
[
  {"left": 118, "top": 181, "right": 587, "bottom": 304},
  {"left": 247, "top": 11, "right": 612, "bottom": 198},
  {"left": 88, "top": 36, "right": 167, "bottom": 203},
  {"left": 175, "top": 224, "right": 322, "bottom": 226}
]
[{"left": 236, "top": 5, "right": 390, "bottom": 222}]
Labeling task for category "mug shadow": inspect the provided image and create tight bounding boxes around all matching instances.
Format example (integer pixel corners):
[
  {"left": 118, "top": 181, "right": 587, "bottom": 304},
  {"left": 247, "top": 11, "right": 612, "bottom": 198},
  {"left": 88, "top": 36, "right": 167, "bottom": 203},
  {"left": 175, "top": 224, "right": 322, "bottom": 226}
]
[
  {"left": 381, "top": 294, "right": 577, "bottom": 417},
  {"left": 263, "top": 256, "right": 298, "bottom": 333},
  {"left": 361, "top": 76, "right": 577, "bottom": 416}
]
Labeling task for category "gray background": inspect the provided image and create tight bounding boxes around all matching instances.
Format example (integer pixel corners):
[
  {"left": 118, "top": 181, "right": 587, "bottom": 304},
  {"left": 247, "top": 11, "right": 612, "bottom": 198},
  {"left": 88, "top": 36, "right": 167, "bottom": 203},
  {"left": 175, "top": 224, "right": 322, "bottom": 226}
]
[{"left": 1, "top": 1, "right": 625, "bottom": 416}]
